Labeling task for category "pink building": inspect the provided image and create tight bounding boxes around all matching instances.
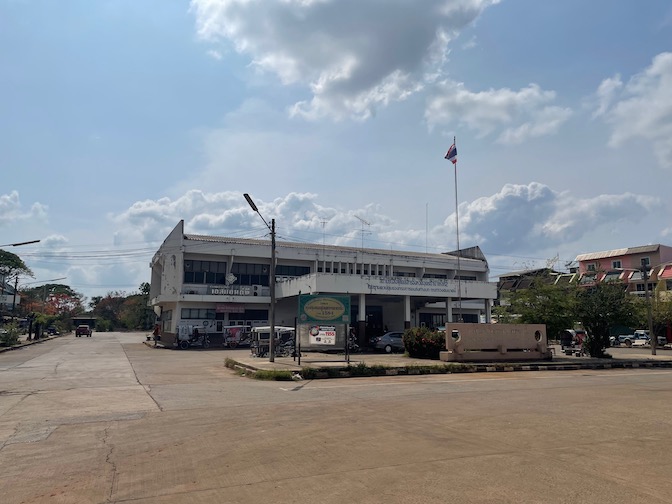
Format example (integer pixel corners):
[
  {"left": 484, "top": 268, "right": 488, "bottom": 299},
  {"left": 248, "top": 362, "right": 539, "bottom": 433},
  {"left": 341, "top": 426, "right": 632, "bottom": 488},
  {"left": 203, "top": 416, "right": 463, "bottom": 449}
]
[{"left": 575, "top": 244, "right": 672, "bottom": 297}]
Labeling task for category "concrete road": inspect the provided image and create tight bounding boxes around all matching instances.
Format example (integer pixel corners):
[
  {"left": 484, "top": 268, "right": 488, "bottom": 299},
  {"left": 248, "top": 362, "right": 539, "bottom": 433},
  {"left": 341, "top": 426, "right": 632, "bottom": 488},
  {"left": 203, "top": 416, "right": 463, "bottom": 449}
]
[{"left": 2, "top": 332, "right": 672, "bottom": 504}]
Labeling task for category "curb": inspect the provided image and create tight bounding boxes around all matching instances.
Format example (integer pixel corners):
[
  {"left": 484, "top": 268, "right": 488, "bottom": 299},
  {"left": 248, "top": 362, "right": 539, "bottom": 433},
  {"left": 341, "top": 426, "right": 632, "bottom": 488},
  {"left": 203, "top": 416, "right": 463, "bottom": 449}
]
[
  {"left": 0, "top": 334, "right": 62, "bottom": 353},
  {"left": 225, "top": 358, "right": 672, "bottom": 379}
]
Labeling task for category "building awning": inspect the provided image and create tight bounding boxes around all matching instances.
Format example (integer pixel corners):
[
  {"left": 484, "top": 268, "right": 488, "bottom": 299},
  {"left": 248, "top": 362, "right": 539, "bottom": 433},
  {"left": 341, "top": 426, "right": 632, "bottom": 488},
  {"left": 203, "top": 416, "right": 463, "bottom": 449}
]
[
  {"left": 579, "top": 274, "right": 596, "bottom": 285},
  {"left": 601, "top": 270, "right": 623, "bottom": 283},
  {"left": 660, "top": 265, "right": 672, "bottom": 279},
  {"left": 628, "top": 270, "right": 643, "bottom": 281}
]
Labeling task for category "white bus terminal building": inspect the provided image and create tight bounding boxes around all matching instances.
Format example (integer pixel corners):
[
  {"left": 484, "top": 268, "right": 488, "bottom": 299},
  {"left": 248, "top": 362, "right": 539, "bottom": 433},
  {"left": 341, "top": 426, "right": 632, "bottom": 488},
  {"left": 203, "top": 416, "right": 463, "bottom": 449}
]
[{"left": 149, "top": 221, "right": 497, "bottom": 347}]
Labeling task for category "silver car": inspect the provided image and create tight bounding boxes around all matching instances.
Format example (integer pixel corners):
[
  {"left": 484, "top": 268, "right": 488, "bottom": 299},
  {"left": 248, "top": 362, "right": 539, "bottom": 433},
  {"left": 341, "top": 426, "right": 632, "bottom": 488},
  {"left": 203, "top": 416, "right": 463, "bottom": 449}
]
[{"left": 373, "top": 332, "right": 405, "bottom": 353}]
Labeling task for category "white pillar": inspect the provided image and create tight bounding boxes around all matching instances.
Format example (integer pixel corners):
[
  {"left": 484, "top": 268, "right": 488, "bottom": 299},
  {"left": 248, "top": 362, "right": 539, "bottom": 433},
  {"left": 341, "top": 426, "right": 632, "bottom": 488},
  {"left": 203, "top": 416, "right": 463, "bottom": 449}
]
[
  {"left": 358, "top": 293, "right": 366, "bottom": 322},
  {"left": 404, "top": 296, "right": 411, "bottom": 329},
  {"left": 446, "top": 297, "right": 453, "bottom": 324}
]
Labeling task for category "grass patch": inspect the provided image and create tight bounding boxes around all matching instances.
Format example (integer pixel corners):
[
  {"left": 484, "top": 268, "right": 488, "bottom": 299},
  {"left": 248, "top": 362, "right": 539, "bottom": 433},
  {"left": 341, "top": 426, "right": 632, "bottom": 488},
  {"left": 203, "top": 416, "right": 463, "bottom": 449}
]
[{"left": 252, "top": 370, "right": 294, "bottom": 381}]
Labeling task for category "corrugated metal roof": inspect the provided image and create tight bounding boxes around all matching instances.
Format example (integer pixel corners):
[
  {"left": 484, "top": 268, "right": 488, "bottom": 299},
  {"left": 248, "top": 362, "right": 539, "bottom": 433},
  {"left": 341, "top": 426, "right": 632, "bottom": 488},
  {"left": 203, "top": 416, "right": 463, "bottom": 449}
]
[
  {"left": 183, "top": 233, "right": 480, "bottom": 263},
  {"left": 575, "top": 244, "right": 660, "bottom": 262}
]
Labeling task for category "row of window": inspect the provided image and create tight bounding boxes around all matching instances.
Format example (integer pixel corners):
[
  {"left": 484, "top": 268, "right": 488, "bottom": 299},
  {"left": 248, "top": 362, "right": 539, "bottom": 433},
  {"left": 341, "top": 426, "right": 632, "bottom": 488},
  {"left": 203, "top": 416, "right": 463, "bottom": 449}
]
[
  {"left": 184, "top": 261, "right": 311, "bottom": 286},
  {"left": 586, "top": 257, "right": 651, "bottom": 272},
  {"left": 185, "top": 260, "right": 227, "bottom": 273},
  {"left": 181, "top": 308, "right": 269, "bottom": 320},
  {"left": 184, "top": 259, "right": 457, "bottom": 285}
]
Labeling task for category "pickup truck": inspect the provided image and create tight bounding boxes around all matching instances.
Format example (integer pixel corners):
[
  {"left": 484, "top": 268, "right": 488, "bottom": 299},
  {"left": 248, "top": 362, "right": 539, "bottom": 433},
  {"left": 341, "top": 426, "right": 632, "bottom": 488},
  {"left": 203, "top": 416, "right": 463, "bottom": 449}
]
[
  {"left": 611, "top": 330, "right": 665, "bottom": 347},
  {"left": 75, "top": 325, "right": 92, "bottom": 337}
]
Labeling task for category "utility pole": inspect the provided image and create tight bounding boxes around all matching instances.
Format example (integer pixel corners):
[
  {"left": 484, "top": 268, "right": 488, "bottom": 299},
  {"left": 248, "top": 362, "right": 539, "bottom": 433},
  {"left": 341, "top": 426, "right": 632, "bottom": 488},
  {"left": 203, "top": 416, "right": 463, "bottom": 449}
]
[
  {"left": 641, "top": 265, "right": 656, "bottom": 356},
  {"left": 244, "top": 193, "right": 276, "bottom": 362}
]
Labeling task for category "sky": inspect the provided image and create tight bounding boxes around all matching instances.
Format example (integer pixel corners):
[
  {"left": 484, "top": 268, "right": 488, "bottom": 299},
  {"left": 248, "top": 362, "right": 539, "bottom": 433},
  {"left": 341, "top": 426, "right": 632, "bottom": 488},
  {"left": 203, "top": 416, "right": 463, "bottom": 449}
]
[{"left": 2, "top": 0, "right": 672, "bottom": 302}]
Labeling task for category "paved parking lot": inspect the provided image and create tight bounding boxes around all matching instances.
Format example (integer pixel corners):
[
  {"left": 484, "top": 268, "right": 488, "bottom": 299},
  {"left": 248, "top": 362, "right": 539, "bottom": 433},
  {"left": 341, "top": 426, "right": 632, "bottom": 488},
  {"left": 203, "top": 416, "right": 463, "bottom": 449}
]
[{"left": 2, "top": 332, "right": 672, "bottom": 503}]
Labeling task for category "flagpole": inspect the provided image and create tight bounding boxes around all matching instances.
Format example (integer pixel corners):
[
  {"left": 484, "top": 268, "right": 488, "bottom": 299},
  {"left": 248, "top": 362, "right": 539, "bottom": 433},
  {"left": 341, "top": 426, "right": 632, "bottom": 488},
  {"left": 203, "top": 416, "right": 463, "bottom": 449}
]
[{"left": 453, "top": 136, "right": 463, "bottom": 322}]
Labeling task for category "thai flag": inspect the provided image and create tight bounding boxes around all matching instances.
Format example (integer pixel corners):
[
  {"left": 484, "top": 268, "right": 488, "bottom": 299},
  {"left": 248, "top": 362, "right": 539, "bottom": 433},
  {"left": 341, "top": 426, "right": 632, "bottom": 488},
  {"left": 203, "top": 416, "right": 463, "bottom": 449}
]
[{"left": 444, "top": 143, "right": 457, "bottom": 164}]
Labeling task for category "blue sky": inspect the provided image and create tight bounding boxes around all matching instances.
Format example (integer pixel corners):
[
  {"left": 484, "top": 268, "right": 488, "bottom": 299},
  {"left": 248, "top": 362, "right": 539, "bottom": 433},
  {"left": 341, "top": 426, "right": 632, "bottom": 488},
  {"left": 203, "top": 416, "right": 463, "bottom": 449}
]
[{"left": 2, "top": 0, "right": 672, "bottom": 300}]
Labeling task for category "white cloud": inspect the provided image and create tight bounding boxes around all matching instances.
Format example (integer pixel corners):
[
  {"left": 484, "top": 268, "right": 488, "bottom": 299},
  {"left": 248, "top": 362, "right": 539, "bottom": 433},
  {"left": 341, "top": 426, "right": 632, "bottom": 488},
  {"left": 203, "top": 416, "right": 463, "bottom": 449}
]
[
  {"left": 206, "top": 49, "right": 223, "bottom": 60},
  {"left": 595, "top": 52, "right": 672, "bottom": 169},
  {"left": 110, "top": 183, "right": 660, "bottom": 261},
  {"left": 190, "top": 0, "right": 499, "bottom": 120},
  {"left": 0, "top": 190, "right": 48, "bottom": 226},
  {"left": 437, "top": 183, "right": 660, "bottom": 254},
  {"left": 592, "top": 74, "right": 622, "bottom": 118},
  {"left": 426, "top": 81, "right": 572, "bottom": 142}
]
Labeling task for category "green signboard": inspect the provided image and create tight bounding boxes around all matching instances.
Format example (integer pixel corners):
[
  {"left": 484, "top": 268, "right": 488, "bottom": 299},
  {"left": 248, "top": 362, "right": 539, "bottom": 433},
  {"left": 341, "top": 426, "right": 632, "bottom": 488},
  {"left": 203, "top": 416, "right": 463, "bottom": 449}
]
[{"left": 298, "top": 294, "right": 351, "bottom": 325}]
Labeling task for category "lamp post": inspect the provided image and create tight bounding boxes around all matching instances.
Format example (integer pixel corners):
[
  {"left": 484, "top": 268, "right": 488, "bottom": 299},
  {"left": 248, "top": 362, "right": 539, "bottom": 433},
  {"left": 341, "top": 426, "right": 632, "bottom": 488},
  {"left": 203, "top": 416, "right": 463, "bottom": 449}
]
[
  {"left": 640, "top": 265, "right": 656, "bottom": 356},
  {"left": 244, "top": 193, "right": 276, "bottom": 362},
  {"left": 0, "top": 240, "right": 41, "bottom": 247}
]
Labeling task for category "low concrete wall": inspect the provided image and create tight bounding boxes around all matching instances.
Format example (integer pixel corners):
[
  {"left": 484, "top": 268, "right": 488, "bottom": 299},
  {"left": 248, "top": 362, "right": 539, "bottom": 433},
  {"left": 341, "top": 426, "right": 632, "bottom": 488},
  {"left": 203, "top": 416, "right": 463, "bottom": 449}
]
[{"left": 440, "top": 323, "right": 551, "bottom": 362}]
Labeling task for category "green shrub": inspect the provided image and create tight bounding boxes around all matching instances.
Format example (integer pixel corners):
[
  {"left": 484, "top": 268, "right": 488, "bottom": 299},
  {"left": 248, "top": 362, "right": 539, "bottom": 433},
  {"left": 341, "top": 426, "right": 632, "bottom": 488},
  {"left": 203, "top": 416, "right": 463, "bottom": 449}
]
[
  {"left": 0, "top": 324, "right": 20, "bottom": 347},
  {"left": 369, "top": 364, "right": 390, "bottom": 376},
  {"left": 348, "top": 362, "right": 373, "bottom": 376},
  {"left": 402, "top": 327, "right": 446, "bottom": 359},
  {"left": 301, "top": 367, "right": 318, "bottom": 379}
]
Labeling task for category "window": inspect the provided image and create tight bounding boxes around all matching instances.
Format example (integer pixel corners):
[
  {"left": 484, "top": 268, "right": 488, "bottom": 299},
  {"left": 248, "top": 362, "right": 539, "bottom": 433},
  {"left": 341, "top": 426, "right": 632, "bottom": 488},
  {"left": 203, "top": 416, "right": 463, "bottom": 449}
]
[
  {"left": 457, "top": 275, "right": 477, "bottom": 281},
  {"left": 181, "top": 308, "right": 216, "bottom": 319},
  {"left": 275, "top": 265, "right": 310, "bottom": 277},
  {"left": 586, "top": 263, "right": 596, "bottom": 272},
  {"left": 161, "top": 310, "right": 172, "bottom": 333},
  {"left": 184, "top": 260, "right": 227, "bottom": 285},
  {"left": 612, "top": 260, "right": 622, "bottom": 269},
  {"left": 641, "top": 257, "right": 650, "bottom": 267}
]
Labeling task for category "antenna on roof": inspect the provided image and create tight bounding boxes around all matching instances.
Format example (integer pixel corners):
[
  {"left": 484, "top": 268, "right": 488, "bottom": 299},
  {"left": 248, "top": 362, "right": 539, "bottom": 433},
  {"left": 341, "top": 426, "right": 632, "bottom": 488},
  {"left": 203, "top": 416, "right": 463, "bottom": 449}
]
[
  {"left": 546, "top": 254, "right": 559, "bottom": 270},
  {"left": 320, "top": 218, "right": 328, "bottom": 257},
  {"left": 354, "top": 215, "right": 371, "bottom": 250}
]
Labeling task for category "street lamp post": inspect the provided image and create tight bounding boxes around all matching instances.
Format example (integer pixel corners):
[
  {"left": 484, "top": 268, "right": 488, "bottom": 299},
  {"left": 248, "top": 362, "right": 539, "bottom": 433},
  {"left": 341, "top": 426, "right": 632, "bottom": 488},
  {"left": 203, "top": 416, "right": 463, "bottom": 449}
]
[
  {"left": 0, "top": 240, "right": 41, "bottom": 247},
  {"left": 244, "top": 193, "right": 276, "bottom": 362},
  {"left": 640, "top": 265, "right": 656, "bottom": 356}
]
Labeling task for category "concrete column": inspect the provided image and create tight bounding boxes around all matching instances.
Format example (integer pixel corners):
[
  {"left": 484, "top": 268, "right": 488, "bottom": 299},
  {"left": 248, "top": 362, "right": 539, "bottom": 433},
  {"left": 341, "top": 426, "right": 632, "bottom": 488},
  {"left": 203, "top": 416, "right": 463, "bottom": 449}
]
[
  {"left": 404, "top": 296, "right": 411, "bottom": 329},
  {"left": 485, "top": 299, "right": 492, "bottom": 323},
  {"left": 358, "top": 293, "right": 367, "bottom": 347},
  {"left": 446, "top": 297, "right": 453, "bottom": 324}
]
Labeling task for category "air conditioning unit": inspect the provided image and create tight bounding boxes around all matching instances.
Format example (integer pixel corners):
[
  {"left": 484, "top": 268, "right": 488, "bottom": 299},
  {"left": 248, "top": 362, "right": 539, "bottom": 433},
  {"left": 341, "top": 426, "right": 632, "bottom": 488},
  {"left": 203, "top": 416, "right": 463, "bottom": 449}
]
[{"left": 253, "top": 285, "right": 261, "bottom": 296}]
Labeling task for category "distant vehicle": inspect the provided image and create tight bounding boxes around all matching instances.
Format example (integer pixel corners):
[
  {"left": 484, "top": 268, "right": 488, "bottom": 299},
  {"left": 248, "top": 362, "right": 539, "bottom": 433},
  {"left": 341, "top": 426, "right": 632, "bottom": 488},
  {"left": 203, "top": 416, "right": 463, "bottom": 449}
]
[
  {"left": 561, "top": 329, "right": 587, "bottom": 348},
  {"left": 611, "top": 330, "right": 666, "bottom": 348},
  {"left": 75, "top": 325, "right": 92, "bottom": 337},
  {"left": 373, "top": 332, "right": 405, "bottom": 353}
]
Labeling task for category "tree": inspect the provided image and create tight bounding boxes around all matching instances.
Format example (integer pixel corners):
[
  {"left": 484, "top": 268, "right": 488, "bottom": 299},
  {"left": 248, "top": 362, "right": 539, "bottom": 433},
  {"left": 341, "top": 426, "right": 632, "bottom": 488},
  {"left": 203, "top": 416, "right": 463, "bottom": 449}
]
[
  {"left": 89, "top": 296, "right": 103, "bottom": 311},
  {"left": 0, "top": 250, "right": 33, "bottom": 279},
  {"left": 652, "top": 298, "right": 672, "bottom": 340},
  {"left": 139, "top": 282, "right": 150, "bottom": 296},
  {"left": 0, "top": 250, "right": 33, "bottom": 306},
  {"left": 498, "top": 279, "right": 577, "bottom": 341},
  {"left": 92, "top": 291, "right": 128, "bottom": 329},
  {"left": 576, "top": 283, "right": 639, "bottom": 357},
  {"left": 119, "top": 295, "right": 149, "bottom": 330}
]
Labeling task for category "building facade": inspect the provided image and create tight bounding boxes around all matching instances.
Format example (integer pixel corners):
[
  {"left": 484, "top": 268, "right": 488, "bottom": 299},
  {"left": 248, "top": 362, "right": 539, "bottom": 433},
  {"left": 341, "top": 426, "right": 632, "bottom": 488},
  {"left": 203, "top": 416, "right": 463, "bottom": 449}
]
[
  {"left": 575, "top": 244, "right": 672, "bottom": 297},
  {"left": 149, "top": 221, "right": 498, "bottom": 347}
]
